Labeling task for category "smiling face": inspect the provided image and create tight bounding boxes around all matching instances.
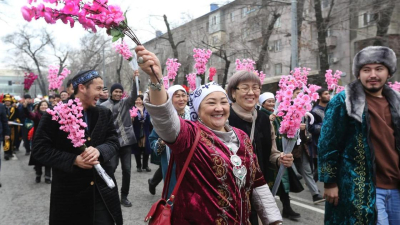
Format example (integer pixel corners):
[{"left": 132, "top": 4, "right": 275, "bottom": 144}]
[
  {"left": 231, "top": 80, "right": 261, "bottom": 111},
  {"left": 262, "top": 98, "right": 275, "bottom": 112},
  {"left": 111, "top": 89, "right": 123, "bottom": 101},
  {"left": 358, "top": 63, "right": 390, "bottom": 94},
  {"left": 198, "top": 91, "right": 230, "bottom": 132},
  {"left": 76, "top": 78, "right": 104, "bottom": 109},
  {"left": 60, "top": 92, "right": 68, "bottom": 100},
  {"left": 39, "top": 101, "right": 49, "bottom": 112},
  {"left": 135, "top": 96, "right": 143, "bottom": 107},
  {"left": 171, "top": 90, "right": 188, "bottom": 113}
]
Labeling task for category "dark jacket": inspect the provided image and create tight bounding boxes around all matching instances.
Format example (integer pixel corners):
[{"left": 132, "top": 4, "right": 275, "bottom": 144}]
[
  {"left": 132, "top": 108, "right": 153, "bottom": 154},
  {"left": 24, "top": 107, "right": 44, "bottom": 166},
  {"left": 0, "top": 103, "right": 10, "bottom": 142},
  {"left": 32, "top": 106, "right": 122, "bottom": 225},
  {"left": 101, "top": 84, "right": 137, "bottom": 147},
  {"left": 228, "top": 107, "right": 275, "bottom": 181},
  {"left": 308, "top": 104, "right": 326, "bottom": 158}
]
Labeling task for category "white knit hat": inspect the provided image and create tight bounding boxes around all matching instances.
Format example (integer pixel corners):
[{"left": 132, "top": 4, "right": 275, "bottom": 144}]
[{"left": 259, "top": 92, "right": 275, "bottom": 105}]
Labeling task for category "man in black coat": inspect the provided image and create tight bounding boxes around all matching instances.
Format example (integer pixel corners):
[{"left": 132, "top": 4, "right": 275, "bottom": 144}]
[
  {"left": 0, "top": 103, "right": 11, "bottom": 187},
  {"left": 32, "top": 70, "right": 122, "bottom": 225}
]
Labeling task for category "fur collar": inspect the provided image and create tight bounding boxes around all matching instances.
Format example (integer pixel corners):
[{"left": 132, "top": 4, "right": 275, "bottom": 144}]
[{"left": 345, "top": 80, "right": 400, "bottom": 123}]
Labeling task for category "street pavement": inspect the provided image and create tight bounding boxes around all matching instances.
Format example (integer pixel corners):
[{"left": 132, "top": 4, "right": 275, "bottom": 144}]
[{"left": 0, "top": 148, "right": 325, "bottom": 225}]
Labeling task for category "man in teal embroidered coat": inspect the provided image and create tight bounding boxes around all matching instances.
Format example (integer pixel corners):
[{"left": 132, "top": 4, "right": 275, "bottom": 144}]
[{"left": 319, "top": 46, "right": 400, "bottom": 225}]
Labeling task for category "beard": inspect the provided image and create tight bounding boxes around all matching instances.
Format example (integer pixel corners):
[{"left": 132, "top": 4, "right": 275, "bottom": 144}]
[{"left": 321, "top": 99, "right": 330, "bottom": 103}]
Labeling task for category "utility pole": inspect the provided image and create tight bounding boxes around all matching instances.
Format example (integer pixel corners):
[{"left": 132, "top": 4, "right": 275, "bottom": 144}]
[{"left": 291, "top": 0, "right": 298, "bottom": 69}]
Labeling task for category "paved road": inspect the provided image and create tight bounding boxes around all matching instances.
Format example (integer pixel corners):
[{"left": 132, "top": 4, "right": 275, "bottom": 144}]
[{"left": 0, "top": 148, "right": 325, "bottom": 225}]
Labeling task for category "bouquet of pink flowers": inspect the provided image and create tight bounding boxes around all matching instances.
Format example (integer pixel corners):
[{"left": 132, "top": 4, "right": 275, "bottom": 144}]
[
  {"left": 275, "top": 68, "right": 320, "bottom": 138},
  {"left": 186, "top": 73, "right": 197, "bottom": 91},
  {"left": 325, "top": 69, "right": 345, "bottom": 95},
  {"left": 113, "top": 40, "right": 132, "bottom": 61},
  {"left": 163, "top": 76, "right": 170, "bottom": 90},
  {"left": 388, "top": 81, "right": 400, "bottom": 92},
  {"left": 235, "top": 59, "right": 266, "bottom": 84},
  {"left": 129, "top": 106, "right": 138, "bottom": 118},
  {"left": 209, "top": 67, "right": 217, "bottom": 81},
  {"left": 48, "top": 65, "right": 70, "bottom": 93},
  {"left": 46, "top": 98, "right": 115, "bottom": 188},
  {"left": 24, "top": 72, "right": 38, "bottom": 92},
  {"left": 166, "top": 58, "right": 181, "bottom": 81},
  {"left": 193, "top": 48, "right": 212, "bottom": 75}
]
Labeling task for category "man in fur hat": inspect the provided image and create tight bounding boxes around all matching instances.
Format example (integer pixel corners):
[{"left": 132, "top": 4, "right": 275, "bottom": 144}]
[
  {"left": 2, "top": 94, "right": 21, "bottom": 160},
  {"left": 318, "top": 46, "right": 400, "bottom": 224}
]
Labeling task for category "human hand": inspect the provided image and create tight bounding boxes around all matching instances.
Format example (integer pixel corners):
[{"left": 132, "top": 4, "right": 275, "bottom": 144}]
[
  {"left": 22, "top": 100, "right": 28, "bottom": 108},
  {"left": 81, "top": 146, "right": 100, "bottom": 163},
  {"left": 133, "top": 70, "right": 139, "bottom": 77},
  {"left": 135, "top": 46, "right": 162, "bottom": 80},
  {"left": 4, "top": 135, "right": 10, "bottom": 140},
  {"left": 300, "top": 123, "right": 306, "bottom": 130},
  {"left": 279, "top": 152, "right": 293, "bottom": 167},
  {"left": 74, "top": 155, "right": 98, "bottom": 169},
  {"left": 269, "top": 114, "right": 276, "bottom": 121},
  {"left": 324, "top": 183, "right": 339, "bottom": 206}
]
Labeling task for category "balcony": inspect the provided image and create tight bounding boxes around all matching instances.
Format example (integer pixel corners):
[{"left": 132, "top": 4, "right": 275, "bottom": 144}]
[{"left": 326, "top": 36, "right": 337, "bottom": 49}]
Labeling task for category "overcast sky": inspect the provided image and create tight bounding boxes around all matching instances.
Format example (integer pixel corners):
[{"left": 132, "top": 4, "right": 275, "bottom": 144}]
[{"left": 0, "top": 0, "right": 231, "bottom": 68}]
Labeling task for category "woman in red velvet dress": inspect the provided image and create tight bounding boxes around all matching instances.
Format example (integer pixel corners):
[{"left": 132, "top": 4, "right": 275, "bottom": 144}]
[{"left": 136, "top": 46, "right": 283, "bottom": 225}]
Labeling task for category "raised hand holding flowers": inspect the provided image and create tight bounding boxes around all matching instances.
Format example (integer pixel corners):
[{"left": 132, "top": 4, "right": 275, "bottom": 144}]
[{"left": 24, "top": 72, "right": 38, "bottom": 93}]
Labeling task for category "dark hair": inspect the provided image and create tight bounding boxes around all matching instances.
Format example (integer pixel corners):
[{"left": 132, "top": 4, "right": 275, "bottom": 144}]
[
  {"left": 72, "top": 70, "right": 103, "bottom": 95},
  {"left": 317, "top": 87, "right": 328, "bottom": 96},
  {"left": 49, "top": 95, "right": 55, "bottom": 99},
  {"left": 55, "top": 94, "right": 61, "bottom": 98},
  {"left": 66, "top": 79, "right": 72, "bottom": 87},
  {"left": 136, "top": 95, "right": 144, "bottom": 101},
  {"left": 60, "top": 91, "right": 68, "bottom": 95},
  {"left": 38, "top": 100, "right": 49, "bottom": 110}
]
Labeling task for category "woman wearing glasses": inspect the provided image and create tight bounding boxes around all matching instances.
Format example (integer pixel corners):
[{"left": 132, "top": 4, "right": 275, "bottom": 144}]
[{"left": 226, "top": 70, "right": 296, "bottom": 224}]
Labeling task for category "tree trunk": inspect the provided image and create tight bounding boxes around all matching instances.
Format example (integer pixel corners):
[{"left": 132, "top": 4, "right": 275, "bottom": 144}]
[
  {"left": 375, "top": 0, "right": 396, "bottom": 37},
  {"left": 314, "top": 0, "right": 329, "bottom": 76},
  {"left": 255, "top": 13, "right": 281, "bottom": 72},
  {"left": 32, "top": 57, "right": 47, "bottom": 95},
  {"left": 221, "top": 59, "right": 231, "bottom": 88},
  {"left": 116, "top": 54, "right": 123, "bottom": 84},
  {"left": 297, "top": 0, "right": 306, "bottom": 58}
]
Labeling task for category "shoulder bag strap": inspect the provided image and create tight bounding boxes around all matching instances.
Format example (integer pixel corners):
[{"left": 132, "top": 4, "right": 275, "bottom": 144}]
[{"left": 161, "top": 125, "right": 201, "bottom": 202}]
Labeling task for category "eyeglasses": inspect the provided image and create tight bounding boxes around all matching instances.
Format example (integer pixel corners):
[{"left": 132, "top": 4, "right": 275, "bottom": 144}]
[{"left": 236, "top": 85, "right": 261, "bottom": 93}]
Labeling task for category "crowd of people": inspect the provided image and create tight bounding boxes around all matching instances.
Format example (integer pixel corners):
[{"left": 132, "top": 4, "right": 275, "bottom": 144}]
[{"left": 0, "top": 45, "right": 399, "bottom": 225}]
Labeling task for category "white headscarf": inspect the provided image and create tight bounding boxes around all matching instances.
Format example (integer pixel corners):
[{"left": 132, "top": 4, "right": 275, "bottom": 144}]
[
  {"left": 188, "top": 82, "right": 227, "bottom": 121},
  {"left": 259, "top": 92, "right": 275, "bottom": 105},
  {"left": 167, "top": 85, "right": 186, "bottom": 99}
]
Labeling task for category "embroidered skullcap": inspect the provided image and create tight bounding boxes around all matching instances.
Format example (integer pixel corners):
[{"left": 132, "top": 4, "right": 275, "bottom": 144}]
[
  {"left": 167, "top": 85, "right": 187, "bottom": 99},
  {"left": 259, "top": 92, "right": 275, "bottom": 105},
  {"left": 353, "top": 46, "right": 397, "bottom": 77},
  {"left": 72, "top": 70, "right": 101, "bottom": 89},
  {"left": 188, "top": 82, "right": 228, "bottom": 121}
]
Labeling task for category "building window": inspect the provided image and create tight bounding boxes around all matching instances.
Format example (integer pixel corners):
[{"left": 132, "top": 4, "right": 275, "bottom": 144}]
[
  {"left": 326, "top": 28, "right": 332, "bottom": 37},
  {"left": 363, "top": 13, "right": 377, "bottom": 26},
  {"left": 212, "top": 16, "right": 217, "bottom": 25},
  {"left": 275, "top": 63, "right": 282, "bottom": 75},
  {"left": 242, "top": 7, "right": 248, "bottom": 17},
  {"left": 274, "top": 40, "right": 282, "bottom": 52},
  {"left": 321, "top": 0, "right": 330, "bottom": 9},
  {"left": 328, "top": 53, "right": 334, "bottom": 64},
  {"left": 230, "top": 12, "right": 235, "bottom": 22},
  {"left": 274, "top": 17, "right": 281, "bottom": 28}
]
